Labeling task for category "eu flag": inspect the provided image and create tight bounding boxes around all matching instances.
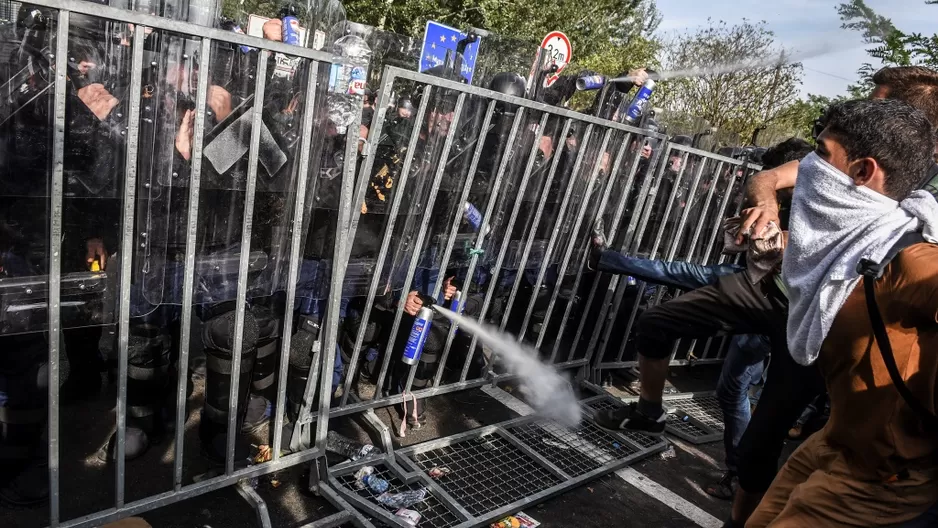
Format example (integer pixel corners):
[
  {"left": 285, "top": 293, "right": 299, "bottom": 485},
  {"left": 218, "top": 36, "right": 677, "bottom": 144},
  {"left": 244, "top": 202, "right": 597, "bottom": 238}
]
[{"left": 419, "top": 20, "right": 481, "bottom": 84}]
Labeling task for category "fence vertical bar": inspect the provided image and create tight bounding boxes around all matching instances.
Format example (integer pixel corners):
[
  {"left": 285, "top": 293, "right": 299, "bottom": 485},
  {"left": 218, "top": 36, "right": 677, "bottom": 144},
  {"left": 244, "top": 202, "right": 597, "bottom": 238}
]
[
  {"left": 498, "top": 118, "right": 573, "bottom": 332},
  {"left": 517, "top": 124, "right": 595, "bottom": 343},
  {"left": 114, "top": 27, "right": 146, "bottom": 508},
  {"left": 226, "top": 49, "right": 270, "bottom": 475},
  {"left": 336, "top": 86, "right": 433, "bottom": 407},
  {"left": 549, "top": 136, "right": 632, "bottom": 363},
  {"left": 271, "top": 61, "right": 320, "bottom": 462},
  {"left": 372, "top": 93, "right": 467, "bottom": 397},
  {"left": 533, "top": 129, "right": 613, "bottom": 351},
  {"left": 173, "top": 37, "right": 212, "bottom": 490},
  {"left": 613, "top": 151, "right": 691, "bottom": 362},
  {"left": 47, "top": 10, "right": 69, "bottom": 525},
  {"left": 435, "top": 109, "right": 528, "bottom": 386},
  {"left": 423, "top": 100, "right": 497, "bottom": 387},
  {"left": 314, "top": 88, "right": 365, "bottom": 453}
]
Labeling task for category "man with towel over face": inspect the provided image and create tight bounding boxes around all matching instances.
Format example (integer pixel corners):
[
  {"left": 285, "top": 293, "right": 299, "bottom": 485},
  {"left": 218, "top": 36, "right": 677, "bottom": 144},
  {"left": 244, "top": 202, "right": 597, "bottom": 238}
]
[{"left": 747, "top": 99, "right": 938, "bottom": 527}]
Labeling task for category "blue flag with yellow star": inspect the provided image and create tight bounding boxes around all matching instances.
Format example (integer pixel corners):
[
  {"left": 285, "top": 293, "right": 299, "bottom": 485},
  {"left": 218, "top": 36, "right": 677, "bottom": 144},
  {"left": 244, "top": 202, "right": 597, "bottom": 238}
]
[{"left": 420, "top": 20, "right": 481, "bottom": 84}]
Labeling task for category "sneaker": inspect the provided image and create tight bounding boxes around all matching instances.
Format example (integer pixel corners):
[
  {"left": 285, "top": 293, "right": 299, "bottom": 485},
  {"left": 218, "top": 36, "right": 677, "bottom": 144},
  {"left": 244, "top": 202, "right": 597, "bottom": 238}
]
[
  {"left": 705, "top": 471, "right": 736, "bottom": 500},
  {"left": 594, "top": 402, "right": 666, "bottom": 436}
]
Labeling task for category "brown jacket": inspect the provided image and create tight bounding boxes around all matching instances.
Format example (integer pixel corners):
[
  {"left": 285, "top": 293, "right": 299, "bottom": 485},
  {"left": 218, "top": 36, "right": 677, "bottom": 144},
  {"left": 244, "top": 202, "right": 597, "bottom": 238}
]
[{"left": 819, "top": 242, "right": 938, "bottom": 480}]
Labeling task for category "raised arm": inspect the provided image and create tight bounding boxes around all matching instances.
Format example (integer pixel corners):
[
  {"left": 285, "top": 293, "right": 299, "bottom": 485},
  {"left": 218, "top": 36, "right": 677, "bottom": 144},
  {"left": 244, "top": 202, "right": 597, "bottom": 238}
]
[{"left": 735, "top": 160, "right": 799, "bottom": 244}]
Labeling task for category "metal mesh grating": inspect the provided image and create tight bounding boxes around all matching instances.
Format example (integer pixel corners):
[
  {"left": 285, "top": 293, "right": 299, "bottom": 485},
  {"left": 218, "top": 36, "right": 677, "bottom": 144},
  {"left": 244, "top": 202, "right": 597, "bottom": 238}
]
[
  {"left": 667, "top": 413, "right": 714, "bottom": 438},
  {"left": 584, "top": 398, "right": 619, "bottom": 413},
  {"left": 667, "top": 394, "right": 724, "bottom": 432},
  {"left": 620, "top": 430, "right": 662, "bottom": 449},
  {"left": 409, "top": 435, "right": 562, "bottom": 516},
  {"left": 336, "top": 465, "right": 461, "bottom": 528},
  {"left": 508, "top": 419, "right": 638, "bottom": 477}
]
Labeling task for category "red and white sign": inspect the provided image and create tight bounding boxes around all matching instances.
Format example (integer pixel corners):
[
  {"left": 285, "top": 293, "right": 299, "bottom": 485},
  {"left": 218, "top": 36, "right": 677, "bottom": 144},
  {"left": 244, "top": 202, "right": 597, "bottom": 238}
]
[{"left": 540, "top": 31, "right": 572, "bottom": 87}]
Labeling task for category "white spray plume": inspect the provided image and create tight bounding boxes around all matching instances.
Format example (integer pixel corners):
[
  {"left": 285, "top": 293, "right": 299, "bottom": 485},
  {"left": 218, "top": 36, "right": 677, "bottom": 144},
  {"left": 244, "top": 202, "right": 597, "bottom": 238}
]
[
  {"left": 433, "top": 306, "right": 582, "bottom": 428},
  {"left": 611, "top": 36, "right": 866, "bottom": 84}
]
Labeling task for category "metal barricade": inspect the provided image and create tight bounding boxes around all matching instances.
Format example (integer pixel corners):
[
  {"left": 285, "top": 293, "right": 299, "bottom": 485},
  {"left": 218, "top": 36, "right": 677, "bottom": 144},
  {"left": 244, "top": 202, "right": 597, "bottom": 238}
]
[
  {"left": 321, "top": 66, "right": 670, "bottom": 527},
  {"left": 1, "top": 2, "right": 759, "bottom": 525},
  {"left": 0, "top": 0, "right": 368, "bottom": 526},
  {"left": 585, "top": 143, "right": 762, "bottom": 376}
]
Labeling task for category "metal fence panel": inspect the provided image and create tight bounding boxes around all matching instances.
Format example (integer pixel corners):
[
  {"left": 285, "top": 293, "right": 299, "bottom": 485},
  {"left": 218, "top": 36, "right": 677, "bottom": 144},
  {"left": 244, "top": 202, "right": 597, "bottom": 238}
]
[{"left": 0, "top": 1, "right": 766, "bottom": 525}]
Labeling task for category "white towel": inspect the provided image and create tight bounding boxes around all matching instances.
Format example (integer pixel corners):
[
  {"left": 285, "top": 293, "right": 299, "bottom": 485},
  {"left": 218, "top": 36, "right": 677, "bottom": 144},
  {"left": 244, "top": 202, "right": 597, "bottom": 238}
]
[{"left": 783, "top": 152, "right": 938, "bottom": 365}]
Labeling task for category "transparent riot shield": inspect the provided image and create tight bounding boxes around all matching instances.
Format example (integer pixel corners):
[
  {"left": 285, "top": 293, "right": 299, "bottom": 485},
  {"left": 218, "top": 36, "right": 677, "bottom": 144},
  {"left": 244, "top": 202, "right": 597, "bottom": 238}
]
[{"left": 0, "top": 4, "right": 138, "bottom": 336}]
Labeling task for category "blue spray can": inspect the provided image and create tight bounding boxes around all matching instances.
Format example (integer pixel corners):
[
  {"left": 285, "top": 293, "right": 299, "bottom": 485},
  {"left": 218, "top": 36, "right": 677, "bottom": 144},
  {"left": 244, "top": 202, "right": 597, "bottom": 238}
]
[
  {"left": 625, "top": 79, "right": 655, "bottom": 124},
  {"left": 576, "top": 75, "right": 606, "bottom": 91},
  {"left": 402, "top": 306, "right": 434, "bottom": 365},
  {"left": 464, "top": 202, "right": 483, "bottom": 231},
  {"left": 280, "top": 3, "right": 301, "bottom": 46}
]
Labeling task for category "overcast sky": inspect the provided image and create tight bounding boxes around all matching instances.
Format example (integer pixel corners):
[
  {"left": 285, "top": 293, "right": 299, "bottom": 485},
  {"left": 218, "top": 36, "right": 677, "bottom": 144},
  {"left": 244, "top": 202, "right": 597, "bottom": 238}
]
[{"left": 654, "top": 0, "right": 936, "bottom": 98}]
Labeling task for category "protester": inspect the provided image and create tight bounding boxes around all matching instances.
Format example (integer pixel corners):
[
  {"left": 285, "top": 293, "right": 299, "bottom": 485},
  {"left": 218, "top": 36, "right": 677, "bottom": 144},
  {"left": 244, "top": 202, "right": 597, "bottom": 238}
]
[
  {"left": 590, "top": 137, "right": 812, "bottom": 501},
  {"left": 740, "top": 66, "right": 938, "bottom": 240},
  {"left": 747, "top": 97, "right": 938, "bottom": 527}
]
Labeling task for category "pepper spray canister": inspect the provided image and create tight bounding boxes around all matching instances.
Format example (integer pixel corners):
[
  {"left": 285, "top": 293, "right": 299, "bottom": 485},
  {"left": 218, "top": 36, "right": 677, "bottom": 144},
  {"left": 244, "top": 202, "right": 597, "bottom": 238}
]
[
  {"left": 280, "top": 2, "right": 301, "bottom": 46},
  {"left": 402, "top": 306, "right": 434, "bottom": 366},
  {"left": 576, "top": 75, "right": 606, "bottom": 91},
  {"left": 625, "top": 79, "right": 656, "bottom": 124}
]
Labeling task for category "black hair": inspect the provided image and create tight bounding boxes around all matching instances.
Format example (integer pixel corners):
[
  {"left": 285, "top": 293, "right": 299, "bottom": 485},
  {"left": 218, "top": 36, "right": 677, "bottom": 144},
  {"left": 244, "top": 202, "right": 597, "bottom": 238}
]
[
  {"left": 872, "top": 66, "right": 938, "bottom": 128},
  {"left": 821, "top": 99, "right": 936, "bottom": 199},
  {"left": 761, "top": 137, "right": 812, "bottom": 170}
]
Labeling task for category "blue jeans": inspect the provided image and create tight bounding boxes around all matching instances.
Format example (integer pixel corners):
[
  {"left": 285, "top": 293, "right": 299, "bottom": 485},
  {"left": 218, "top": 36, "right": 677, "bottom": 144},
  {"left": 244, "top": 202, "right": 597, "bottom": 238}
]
[
  {"left": 597, "top": 251, "right": 745, "bottom": 291},
  {"left": 717, "top": 333, "right": 771, "bottom": 472}
]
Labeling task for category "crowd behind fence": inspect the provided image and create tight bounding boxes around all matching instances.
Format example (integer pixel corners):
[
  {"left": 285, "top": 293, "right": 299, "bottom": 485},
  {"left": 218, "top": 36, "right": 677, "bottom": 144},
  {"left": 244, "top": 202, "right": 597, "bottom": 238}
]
[{"left": 0, "top": 1, "right": 760, "bottom": 526}]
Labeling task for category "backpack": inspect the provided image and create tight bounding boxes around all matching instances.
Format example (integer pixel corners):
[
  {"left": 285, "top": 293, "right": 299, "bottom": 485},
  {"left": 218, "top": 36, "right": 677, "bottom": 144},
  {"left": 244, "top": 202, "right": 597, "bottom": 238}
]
[{"left": 857, "top": 232, "right": 938, "bottom": 433}]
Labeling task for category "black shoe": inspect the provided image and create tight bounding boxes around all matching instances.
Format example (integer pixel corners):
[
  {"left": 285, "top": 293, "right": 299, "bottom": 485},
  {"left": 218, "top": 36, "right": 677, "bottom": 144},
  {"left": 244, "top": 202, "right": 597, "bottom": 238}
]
[
  {"left": 705, "top": 471, "right": 736, "bottom": 500},
  {"left": 594, "top": 402, "right": 666, "bottom": 436}
]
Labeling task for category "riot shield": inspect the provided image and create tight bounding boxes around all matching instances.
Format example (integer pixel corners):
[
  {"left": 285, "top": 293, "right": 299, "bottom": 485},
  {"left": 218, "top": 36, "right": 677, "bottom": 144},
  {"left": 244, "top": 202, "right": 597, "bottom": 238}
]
[{"left": 0, "top": 4, "right": 139, "bottom": 335}]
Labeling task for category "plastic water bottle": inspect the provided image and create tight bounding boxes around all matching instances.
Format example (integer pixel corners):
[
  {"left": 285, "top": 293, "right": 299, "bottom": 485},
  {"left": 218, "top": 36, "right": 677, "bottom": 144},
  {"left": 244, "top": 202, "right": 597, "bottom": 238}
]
[
  {"left": 327, "top": 34, "right": 371, "bottom": 134},
  {"left": 402, "top": 307, "right": 434, "bottom": 366},
  {"left": 625, "top": 79, "right": 655, "bottom": 124}
]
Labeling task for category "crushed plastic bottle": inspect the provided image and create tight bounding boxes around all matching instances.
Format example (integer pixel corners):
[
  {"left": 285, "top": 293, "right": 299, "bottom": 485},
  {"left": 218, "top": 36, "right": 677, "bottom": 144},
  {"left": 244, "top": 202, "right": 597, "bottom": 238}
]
[
  {"left": 375, "top": 488, "right": 428, "bottom": 509},
  {"left": 325, "top": 431, "right": 380, "bottom": 461},
  {"left": 396, "top": 508, "right": 421, "bottom": 526},
  {"left": 327, "top": 33, "right": 371, "bottom": 134},
  {"left": 362, "top": 474, "right": 389, "bottom": 494}
]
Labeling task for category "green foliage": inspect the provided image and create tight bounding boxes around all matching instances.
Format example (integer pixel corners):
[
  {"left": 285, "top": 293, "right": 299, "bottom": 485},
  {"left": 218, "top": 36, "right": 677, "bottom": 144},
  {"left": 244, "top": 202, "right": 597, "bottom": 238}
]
[
  {"left": 222, "top": 0, "right": 662, "bottom": 89},
  {"left": 653, "top": 19, "right": 803, "bottom": 145},
  {"left": 838, "top": 0, "right": 938, "bottom": 93}
]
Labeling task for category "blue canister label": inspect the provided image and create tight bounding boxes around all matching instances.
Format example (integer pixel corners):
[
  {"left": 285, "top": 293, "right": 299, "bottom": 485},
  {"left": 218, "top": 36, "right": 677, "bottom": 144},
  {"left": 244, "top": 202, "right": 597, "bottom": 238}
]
[
  {"left": 281, "top": 15, "right": 301, "bottom": 46},
  {"left": 402, "top": 307, "right": 433, "bottom": 365},
  {"left": 347, "top": 66, "right": 367, "bottom": 95},
  {"left": 464, "top": 202, "right": 483, "bottom": 231},
  {"left": 625, "top": 79, "right": 655, "bottom": 123},
  {"left": 229, "top": 24, "right": 253, "bottom": 54},
  {"left": 576, "top": 75, "right": 606, "bottom": 91}
]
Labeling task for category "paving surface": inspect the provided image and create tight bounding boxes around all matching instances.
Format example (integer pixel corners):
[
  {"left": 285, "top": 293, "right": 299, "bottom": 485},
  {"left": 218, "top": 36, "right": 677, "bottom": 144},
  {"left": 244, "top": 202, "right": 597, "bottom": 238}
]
[{"left": 5, "top": 365, "right": 807, "bottom": 528}]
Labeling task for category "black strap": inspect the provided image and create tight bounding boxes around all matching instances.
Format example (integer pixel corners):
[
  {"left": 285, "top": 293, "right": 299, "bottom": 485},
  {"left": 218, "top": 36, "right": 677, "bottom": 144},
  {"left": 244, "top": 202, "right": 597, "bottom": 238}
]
[{"left": 857, "top": 233, "right": 938, "bottom": 433}]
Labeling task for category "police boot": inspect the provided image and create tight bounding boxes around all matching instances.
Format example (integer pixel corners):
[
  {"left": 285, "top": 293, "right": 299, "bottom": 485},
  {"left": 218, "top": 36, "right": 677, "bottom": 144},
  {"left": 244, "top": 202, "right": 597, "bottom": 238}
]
[
  {"left": 103, "top": 324, "right": 173, "bottom": 462},
  {"left": 241, "top": 306, "right": 280, "bottom": 434},
  {"left": 198, "top": 303, "right": 259, "bottom": 465},
  {"left": 286, "top": 315, "right": 320, "bottom": 423},
  {"left": 0, "top": 335, "right": 53, "bottom": 507},
  {"left": 340, "top": 311, "right": 381, "bottom": 385}
]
